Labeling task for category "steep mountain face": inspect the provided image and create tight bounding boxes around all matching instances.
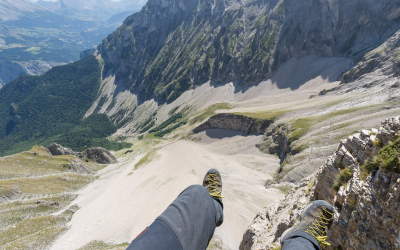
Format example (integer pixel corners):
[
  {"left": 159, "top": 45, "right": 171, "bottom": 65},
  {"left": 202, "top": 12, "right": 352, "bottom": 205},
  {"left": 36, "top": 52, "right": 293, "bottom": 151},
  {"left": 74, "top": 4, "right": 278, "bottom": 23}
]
[{"left": 98, "top": 0, "right": 400, "bottom": 104}]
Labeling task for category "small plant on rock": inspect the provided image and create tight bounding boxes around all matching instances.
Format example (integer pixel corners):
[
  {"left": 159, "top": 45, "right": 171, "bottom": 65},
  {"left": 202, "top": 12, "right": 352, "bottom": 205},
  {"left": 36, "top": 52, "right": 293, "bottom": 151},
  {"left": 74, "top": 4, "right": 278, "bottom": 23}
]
[
  {"left": 361, "top": 139, "right": 400, "bottom": 179},
  {"left": 347, "top": 198, "right": 357, "bottom": 212},
  {"left": 373, "top": 139, "right": 384, "bottom": 148},
  {"left": 333, "top": 168, "right": 353, "bottom": 192}
]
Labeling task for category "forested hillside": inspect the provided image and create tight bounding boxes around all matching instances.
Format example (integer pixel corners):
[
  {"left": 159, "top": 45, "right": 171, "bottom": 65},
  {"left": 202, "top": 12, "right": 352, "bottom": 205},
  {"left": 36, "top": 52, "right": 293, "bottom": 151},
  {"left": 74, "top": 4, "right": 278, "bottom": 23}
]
[{"left": 0, "top": 55, "right": 130, "bottom": 156}]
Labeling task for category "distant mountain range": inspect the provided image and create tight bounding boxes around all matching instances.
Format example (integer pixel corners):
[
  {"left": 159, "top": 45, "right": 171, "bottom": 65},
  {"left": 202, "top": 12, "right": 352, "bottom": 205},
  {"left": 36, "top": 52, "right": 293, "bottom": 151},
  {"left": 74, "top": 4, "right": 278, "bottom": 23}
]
[
  {"left": 35, "top": 0, "right": 144, "bottom": 21},
  {"left": 0, "top": 0, "right": 143, "bottom": 87}
]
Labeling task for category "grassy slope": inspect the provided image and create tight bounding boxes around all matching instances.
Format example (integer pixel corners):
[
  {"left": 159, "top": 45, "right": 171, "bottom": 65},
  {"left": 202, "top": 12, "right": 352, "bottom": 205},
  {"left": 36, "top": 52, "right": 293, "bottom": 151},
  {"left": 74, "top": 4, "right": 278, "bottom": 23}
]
[{"left": 0, "top": 146, "right": 108, "bottom": 249}]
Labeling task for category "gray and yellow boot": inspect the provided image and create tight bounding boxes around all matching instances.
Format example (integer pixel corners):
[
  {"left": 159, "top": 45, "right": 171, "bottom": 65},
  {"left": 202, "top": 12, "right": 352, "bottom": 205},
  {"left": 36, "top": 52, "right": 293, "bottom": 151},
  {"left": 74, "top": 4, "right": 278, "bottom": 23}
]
[
  {"left": 203, "top": 168, "right": 224, "bottom": 226},
  {"left": 280, "top": 200, "right": 334, "bottom": 249}
]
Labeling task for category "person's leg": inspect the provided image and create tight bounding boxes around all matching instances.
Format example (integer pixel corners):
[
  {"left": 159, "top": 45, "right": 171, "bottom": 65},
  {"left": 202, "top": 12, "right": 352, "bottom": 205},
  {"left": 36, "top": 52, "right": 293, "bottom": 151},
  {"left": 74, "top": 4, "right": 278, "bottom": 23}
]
[
  {"left": 280, "top": 200, "right": 334, "bottom": 250},
  {"left": 157, "top": 184, "right": 223, "bottom": 250},
  {"left": 126, "top": 169, "right": 224, "bottom": 250},
  {"left": 281, "top": 231, "right": 321, "bottom": 250}
]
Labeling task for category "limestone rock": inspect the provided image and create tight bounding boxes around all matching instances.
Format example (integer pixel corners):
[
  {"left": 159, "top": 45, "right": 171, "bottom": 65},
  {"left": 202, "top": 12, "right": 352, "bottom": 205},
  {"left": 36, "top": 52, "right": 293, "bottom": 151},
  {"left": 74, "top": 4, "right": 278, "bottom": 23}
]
[
  {"left": 81, "top": 147, "right": 118, "bottom": 164},
  {"left": 256, "top": 123, "right": 291, "bottom": 162},
  {"left": 64, "top": 159, "right": 94, "bottom": 175},
  {"left": 100, "top": 0, "right": 400, "bottom": 103},
  {"left": 46, "top": 143, "right": 76, "bottom": 156},
  {"left": 240, "top": 115, "right": 400, "bottom": 250},
  {"left": 0, "top": 185, "right": 22, "bottom": 203},
  {"left": 80, "top": 49, "right": 96, "bottom": 59},
  {"left": 194, "top": 113, "right": 272, "bottom": 135}
]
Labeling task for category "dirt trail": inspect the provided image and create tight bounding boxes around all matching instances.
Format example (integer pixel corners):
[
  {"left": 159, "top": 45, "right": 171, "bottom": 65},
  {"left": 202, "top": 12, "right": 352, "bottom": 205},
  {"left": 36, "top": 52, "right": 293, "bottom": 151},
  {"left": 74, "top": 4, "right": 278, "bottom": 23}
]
[{"left": 50, "top": 130, "right": 282, "bottom": 250}]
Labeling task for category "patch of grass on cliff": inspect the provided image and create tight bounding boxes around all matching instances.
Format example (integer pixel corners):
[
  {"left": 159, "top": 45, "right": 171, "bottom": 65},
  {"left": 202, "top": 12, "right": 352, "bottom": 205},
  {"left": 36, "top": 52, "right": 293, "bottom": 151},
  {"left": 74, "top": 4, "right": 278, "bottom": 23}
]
[
  {"left": 0, "top": 145, "right": 105, "bottom": 249},
  {"left": 0, "top": 215, "right": 68, "bottom": 248},
  {"left": 0, "top": 173, "right": 95, "bottom": 197},
  {"left": 134, "top": 150, "right": 160, "bottom": 170},
  {"left": 275, "top": 184, "right": 292, "bottom": 194},
  {"left": 332, "top": 168, "right": 353, "bottom": 191},
  {"left": 288, "top": 107, "right": 367, "bottom": 143},
  {"left": 190, "top": 103, "right": 232, "bottom": 125},
  {"left": 233, "top": 109, "right": 288, "bottom": 121},
  {"left": 361, "top": 139, "right": 400, "bottom": 179},
  {"left": 289, "top": 117, "right": 315, "bottom": 143},
  {"left": 0, "top": 194, "right": 77, "bottom": 229},
  {"left": 0, "top": 150, "right": 76, "bottom": 179},
  {"left": 77, "top": 240, "right": 129, "bottom": 250}
]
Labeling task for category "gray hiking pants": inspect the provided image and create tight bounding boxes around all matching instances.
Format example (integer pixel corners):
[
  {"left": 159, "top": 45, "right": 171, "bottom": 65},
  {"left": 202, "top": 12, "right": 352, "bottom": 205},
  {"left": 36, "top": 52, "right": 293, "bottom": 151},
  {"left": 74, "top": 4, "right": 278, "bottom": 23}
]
[
  {"left": 126, "top": 184, "right": 319, "bottom": 250},
  {"left": 281, "top": 230, "right": 321, "bottom": 250},
  {"left": 126, "top": 185, "right": 223, "bottom": 250}
]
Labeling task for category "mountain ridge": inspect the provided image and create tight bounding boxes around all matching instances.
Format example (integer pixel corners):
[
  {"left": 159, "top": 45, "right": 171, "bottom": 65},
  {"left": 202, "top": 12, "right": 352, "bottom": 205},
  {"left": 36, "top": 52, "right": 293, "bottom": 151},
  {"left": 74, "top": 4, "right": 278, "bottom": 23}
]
[
  {"left": 35, "top": 0, "right": 144, "bottom": 21},
  {"left": 98, "top": 0, "right": 400, "bottom": 104}
]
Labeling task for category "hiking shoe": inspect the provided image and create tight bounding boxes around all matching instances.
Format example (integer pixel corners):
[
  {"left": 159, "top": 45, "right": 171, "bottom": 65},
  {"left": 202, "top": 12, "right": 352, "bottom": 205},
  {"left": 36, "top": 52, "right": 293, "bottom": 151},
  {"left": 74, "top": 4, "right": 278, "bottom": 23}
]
[
  {"left": 280, "top": 200, "right": 334, "bottom": 249},
  {"left": 203, "top": 168, "right": 224, "bottom": 226}
]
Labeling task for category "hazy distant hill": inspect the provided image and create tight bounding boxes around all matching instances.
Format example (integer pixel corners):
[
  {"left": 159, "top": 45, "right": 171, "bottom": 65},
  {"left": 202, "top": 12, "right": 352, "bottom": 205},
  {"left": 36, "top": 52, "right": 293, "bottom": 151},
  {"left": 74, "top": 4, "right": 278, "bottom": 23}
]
[
  {"left": 0, "top": 0, "right": 57, "bottom": 22},
  {"left": 35, "top": 0, "right": 143, "bottom": 21},
  {"left": 0, "top": 0, "right": 141, "bottom": 87}
]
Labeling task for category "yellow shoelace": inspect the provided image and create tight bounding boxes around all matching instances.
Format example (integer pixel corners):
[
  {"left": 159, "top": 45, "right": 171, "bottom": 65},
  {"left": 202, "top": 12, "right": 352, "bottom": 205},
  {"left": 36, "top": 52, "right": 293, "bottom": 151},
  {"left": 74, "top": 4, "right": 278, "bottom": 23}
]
[
  {"left": 207, "top": 173, "right": 225, "bottom": 198},
  {"left": 305, "top": 208, "right": 333, "bottom": 249}
]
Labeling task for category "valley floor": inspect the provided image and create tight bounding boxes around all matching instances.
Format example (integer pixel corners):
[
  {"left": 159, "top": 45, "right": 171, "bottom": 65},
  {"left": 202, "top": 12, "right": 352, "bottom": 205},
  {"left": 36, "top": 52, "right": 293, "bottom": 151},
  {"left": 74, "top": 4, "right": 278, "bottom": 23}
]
[
  {"left": 50, "top": 130, "right": 283, "bottom": 250},
  {"left": 50, "top": 54, "right": 400, "bottom": 249}
]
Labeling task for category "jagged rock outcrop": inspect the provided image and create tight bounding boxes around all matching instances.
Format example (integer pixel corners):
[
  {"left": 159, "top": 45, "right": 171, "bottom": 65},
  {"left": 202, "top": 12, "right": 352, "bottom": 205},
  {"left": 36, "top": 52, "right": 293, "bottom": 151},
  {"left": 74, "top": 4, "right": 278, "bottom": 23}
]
[
  {"left": 193, "top": 113, "right": 272, "bottom": 135},
  {"left": 81, "top": 147, "right": 118, "bottom": 164},
  {"left": 256, "top": 123, "right": 290, "bottom": 162},
  {"left": 80, "top": 49, "right": 96, "bottom": 59},
  {"left": 64, "top": 159, "right": 94, "bottom": 175},
  {"left": 240, "top": 116, "right": 400, "bottom": 250},
  {"left": 341, "top": 29, "right": 400, "bottom": 86},
  {"left": 47, "top": 143, "right": 76, "bottom": 156},
  {"left": 0, "top": 185, "right": 22, "bottom": 203}
]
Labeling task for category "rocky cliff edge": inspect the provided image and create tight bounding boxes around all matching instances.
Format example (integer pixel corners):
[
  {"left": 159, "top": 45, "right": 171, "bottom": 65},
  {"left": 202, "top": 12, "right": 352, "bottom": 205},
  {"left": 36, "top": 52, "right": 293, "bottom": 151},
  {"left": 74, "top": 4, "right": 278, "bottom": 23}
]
[{"left": 240, "top": 116, "right": 400, "bottom": 250}]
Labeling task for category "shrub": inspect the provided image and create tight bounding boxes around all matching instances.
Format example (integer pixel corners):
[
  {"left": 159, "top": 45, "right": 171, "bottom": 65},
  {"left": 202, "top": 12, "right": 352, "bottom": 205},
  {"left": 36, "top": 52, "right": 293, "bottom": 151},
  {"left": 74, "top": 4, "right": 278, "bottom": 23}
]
[
  {"left": 333, "top": 168, "right": 353, "bottom": 191},
  {"left": 361, "top": 139, "right": 400, "bottom": 179},
  {"left": 348, "top": 198, "right": 357, "bottom": 211},
  {"left": 373, "top": 139, "right": 384, "bottom": 148},
  {"left": 376, "top": 139, "right": 400, "bottom": 172}
]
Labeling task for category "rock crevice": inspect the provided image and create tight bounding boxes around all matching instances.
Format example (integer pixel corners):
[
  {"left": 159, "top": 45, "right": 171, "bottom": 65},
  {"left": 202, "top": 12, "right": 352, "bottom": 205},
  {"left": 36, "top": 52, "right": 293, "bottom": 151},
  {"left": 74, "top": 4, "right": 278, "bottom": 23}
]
[{"left": 256, "top": 123, "right": 291, "bottom": 163}]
